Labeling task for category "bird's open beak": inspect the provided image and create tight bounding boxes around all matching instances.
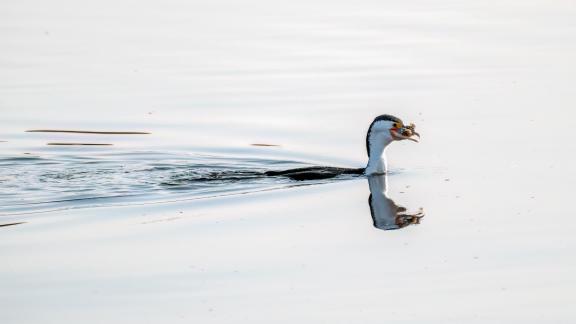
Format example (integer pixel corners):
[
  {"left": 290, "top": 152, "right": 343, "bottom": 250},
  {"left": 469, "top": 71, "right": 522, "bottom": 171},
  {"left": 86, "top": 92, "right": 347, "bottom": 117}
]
[{"left": 391, "top": 123, "right": 420, "bottom": 142}]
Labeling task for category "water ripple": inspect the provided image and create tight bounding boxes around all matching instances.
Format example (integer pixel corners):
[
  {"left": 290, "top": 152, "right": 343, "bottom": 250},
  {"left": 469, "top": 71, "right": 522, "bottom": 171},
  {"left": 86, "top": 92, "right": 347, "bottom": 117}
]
[{"left": 0, "top": 151, "right": 360, "bottom": 215}]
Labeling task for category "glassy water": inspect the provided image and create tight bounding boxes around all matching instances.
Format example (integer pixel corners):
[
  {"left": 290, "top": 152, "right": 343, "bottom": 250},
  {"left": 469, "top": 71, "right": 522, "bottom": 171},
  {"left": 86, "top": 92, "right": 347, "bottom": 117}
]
[{"left": 2, "top": 0, "right": 576, "bottom": 323}]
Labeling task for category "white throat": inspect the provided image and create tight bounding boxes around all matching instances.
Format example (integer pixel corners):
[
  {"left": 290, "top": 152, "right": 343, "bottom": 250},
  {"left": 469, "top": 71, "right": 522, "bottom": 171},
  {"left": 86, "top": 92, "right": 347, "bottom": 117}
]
[{"left": 365, "top": 121, "right": 394, "bottom": 175}]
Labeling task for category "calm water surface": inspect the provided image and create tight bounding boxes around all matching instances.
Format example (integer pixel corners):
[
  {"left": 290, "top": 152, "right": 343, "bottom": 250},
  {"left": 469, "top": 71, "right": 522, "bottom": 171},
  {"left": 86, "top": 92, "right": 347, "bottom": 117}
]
[{"left": 1, "top": 0, "right": 576, "bottom": 323}]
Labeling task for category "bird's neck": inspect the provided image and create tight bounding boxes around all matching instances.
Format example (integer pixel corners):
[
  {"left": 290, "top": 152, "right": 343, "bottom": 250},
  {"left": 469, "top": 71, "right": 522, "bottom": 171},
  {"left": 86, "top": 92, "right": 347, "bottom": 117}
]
[{"left": 365, "top": 138, "right": 391, "bottom": 175}]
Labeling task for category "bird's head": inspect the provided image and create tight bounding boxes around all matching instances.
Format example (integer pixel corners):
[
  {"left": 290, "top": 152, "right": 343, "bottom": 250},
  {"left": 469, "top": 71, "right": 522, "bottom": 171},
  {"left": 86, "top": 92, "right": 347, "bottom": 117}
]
[
  {"left": 365, "top": 114, "right": 420, "bottom": 175},
  {"left": 366, "top": 115, "right": 420, "bottom": 154}
]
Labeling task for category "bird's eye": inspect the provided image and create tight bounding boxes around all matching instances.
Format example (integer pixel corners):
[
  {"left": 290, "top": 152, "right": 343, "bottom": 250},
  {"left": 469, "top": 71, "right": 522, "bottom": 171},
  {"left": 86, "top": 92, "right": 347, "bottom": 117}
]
[{"left": 393, "top": 122, "right": 402, "bottom": 129}]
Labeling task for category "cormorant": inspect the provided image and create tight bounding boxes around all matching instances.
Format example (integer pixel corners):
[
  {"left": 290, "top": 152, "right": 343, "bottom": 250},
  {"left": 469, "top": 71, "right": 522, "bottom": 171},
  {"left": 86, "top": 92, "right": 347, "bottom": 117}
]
[{"left": 265, "top": 114, "right": 419, "bottom": 180}]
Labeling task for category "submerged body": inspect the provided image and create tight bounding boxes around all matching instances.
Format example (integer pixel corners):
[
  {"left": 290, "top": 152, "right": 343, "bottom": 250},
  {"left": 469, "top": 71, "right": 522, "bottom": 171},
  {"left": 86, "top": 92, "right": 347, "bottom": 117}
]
[{"left": 265, "top": 166, "right": 364, "bottom": 181}]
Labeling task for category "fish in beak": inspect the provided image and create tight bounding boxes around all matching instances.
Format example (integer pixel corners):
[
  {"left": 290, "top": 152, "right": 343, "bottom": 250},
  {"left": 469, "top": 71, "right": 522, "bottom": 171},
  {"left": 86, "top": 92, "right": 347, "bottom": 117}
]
[{"left": 391, "top": 123, "right": 420, "bottom": 142}]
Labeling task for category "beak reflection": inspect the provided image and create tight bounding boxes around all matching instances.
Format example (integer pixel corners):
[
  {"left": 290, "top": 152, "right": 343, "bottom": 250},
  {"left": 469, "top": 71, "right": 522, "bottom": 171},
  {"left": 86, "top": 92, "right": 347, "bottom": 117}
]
[{"left": 367, "top": 175, "right": 424, "bottom": 231}]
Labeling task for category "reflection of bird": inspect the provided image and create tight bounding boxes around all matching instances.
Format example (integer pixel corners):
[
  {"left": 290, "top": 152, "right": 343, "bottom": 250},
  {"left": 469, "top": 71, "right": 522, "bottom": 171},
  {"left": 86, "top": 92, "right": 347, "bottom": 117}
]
[
  {"left": 367, "top": 175, "right": 424, "bottom": 231},
  {"left": 266, "top": 114, "right": 419, "bottom": 180}
]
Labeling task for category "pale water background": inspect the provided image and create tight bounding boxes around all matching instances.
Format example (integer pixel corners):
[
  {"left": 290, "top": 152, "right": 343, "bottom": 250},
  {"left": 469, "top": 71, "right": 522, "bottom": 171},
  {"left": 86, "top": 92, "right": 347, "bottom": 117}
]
[{"left": 1, "top": 0, "right": 576, "bottom": 323}]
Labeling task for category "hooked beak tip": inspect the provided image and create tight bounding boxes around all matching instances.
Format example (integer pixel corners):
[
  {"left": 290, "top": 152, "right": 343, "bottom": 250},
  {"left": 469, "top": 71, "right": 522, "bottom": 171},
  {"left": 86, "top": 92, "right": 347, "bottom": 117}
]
[{"left": 391, "top": 129, "right": 420, "bottom": 143}]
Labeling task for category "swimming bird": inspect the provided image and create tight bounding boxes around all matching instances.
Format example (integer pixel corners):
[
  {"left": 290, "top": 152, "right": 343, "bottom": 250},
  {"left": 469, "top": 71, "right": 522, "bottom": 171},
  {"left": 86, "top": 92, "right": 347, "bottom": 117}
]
[{"left": 266, "top": 114, "right": 419, "bottom": 180}]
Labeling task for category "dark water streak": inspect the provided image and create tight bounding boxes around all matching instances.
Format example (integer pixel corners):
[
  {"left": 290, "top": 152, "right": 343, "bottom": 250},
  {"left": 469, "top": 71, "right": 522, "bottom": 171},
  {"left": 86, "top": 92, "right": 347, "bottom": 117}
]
[
  {"left": 47, "top": 143, "right": 113, "bottom": 146},
  {"left": 26, "top": 130, "right": 150, "bottom": 135}
]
